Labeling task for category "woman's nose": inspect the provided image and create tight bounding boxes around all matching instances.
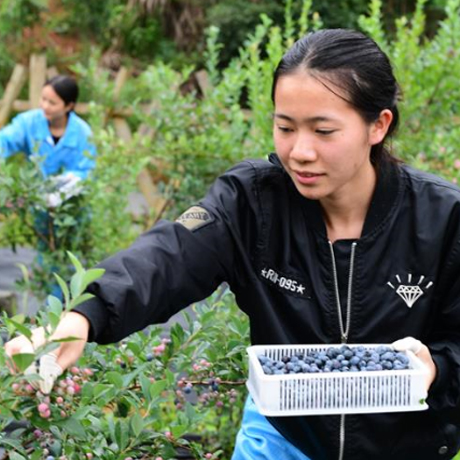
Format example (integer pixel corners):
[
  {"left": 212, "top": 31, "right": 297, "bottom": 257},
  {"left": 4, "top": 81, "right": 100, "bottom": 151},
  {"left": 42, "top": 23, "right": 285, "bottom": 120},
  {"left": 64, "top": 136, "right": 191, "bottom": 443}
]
[{"left": 291, "top": 135, "right": 317, "bottom": 162}]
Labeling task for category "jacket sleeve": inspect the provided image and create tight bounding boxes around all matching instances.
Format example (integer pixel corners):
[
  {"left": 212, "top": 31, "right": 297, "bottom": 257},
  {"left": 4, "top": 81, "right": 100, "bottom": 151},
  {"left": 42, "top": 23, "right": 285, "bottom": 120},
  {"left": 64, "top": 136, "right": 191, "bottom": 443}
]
[
  {"left": 66, "top": 127, "right": 97, "bottom": 180},
  {"left": 0, "top": 114, "right": 29, "bottom": 159},
  {"left": 426, "top": 238, "right": 460, "bottom": 418},
  {"left": 72, "top": 161, "right": 260, "bottom": 344}
]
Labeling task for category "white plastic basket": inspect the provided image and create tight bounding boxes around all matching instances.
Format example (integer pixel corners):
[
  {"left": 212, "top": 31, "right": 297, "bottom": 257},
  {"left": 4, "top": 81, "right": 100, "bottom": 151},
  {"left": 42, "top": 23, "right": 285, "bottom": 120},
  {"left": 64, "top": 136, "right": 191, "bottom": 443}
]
[{"left": 246, "top": 344, "right": 429, "bottom": 416}]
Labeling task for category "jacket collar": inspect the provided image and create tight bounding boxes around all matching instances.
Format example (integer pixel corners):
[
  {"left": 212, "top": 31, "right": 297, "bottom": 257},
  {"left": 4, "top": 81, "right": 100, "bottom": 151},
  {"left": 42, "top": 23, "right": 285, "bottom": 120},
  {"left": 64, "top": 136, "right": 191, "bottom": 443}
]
[
  {"left": 37, "top": 110, "right": 79, "bottom": 148},
  {"left": 268, "top": 153, "right": 401, "bottom": 239}
]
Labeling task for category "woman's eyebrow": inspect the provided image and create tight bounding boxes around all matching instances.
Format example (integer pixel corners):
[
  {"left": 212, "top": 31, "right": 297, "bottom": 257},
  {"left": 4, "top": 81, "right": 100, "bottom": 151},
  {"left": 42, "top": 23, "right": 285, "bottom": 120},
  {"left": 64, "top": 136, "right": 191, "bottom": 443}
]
[{"left": 273, "top": 113, "right": 338, "bottom": 123}]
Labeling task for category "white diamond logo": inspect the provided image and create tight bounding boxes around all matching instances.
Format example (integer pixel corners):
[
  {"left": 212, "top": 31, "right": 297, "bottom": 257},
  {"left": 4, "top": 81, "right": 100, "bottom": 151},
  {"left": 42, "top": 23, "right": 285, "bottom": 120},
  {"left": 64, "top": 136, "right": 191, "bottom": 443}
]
[
  {"left": 396, "top": 285, "right": 423, "bottom": 308},
  {"left": 387, "top": 273, "right": 433, "bottom": 308}
]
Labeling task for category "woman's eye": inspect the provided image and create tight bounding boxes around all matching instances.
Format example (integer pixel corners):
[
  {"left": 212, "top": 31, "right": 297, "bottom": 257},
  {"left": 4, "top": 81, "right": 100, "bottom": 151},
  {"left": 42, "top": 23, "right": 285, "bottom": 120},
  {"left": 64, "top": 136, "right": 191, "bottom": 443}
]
[
  {"left": 316, "top": 129, "right": 335, "bottom": 135},
  {"left": 277, "top": 126, "right": 293, "bottom": 133}
]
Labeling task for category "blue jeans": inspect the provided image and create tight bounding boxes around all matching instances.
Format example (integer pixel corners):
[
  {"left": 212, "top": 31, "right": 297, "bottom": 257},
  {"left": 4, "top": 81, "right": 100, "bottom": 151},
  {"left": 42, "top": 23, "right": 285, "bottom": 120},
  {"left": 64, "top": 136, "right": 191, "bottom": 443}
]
[{"left": 231, "top": 397, "right": 311, "bottom": 460}]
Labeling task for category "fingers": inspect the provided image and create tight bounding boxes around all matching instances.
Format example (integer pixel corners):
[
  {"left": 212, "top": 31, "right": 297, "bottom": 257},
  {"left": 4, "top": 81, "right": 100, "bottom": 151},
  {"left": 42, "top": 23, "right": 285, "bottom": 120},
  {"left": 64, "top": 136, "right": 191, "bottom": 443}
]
[
  {"left": 392, "top": 336, "right": 423, "bottom": 354},
  {"left": 50, "top": 312, "right": 90, "bottom": 371},
  {"left": 38, "top": 354, "right": 63, "bottom": 394},
  {"left": 392, "top": 336, "right": 437, "bottom": 391},
  {"left": 4, "top": 312, "right": 90, "bottom": 390}
]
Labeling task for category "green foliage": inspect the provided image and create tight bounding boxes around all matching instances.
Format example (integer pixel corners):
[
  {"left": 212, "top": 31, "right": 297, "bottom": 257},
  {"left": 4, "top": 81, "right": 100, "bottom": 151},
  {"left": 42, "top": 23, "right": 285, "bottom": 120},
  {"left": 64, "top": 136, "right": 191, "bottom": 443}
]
[
  {"left": 0, "top": 257, "right": 249, "bottom": 459},
  {"left": 0, "top": 0, "right": 47, "bottom": 85},
  {"left": 359, "top": 0, "right": 460, "bottom": 180}
]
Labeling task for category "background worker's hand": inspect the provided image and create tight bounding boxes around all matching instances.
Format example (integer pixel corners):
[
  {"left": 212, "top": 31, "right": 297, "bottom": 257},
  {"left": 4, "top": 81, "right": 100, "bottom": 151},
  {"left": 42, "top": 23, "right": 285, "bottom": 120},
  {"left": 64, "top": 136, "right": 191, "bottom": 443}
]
[
  {"left": 392, "top": 336, "right": 437, "bottom": 392},
  {"left": 4, "top": 312, "right": 90, "bottom": 392}
]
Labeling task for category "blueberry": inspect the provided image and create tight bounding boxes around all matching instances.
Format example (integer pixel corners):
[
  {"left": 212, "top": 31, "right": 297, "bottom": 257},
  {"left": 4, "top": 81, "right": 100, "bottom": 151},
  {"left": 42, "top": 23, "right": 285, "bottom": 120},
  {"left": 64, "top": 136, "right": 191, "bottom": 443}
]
[
  {"left": 350, "top": 356, "right": 360, "bottom": 366},
  {"left": 262, "top": 365, "right": 273, "bottom": 375}
]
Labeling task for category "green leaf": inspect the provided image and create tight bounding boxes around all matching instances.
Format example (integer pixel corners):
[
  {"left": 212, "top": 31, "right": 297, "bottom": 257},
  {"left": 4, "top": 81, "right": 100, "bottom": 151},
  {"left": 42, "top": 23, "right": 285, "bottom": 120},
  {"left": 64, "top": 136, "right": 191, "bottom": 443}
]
[
  {"left": 115, "top": 419, "right": 129, "bottom": 450},
  {"left": 171, "top": 424, "right": 188, "bottom": 439},
  {"left": 69, "top": 292, "right": 94, "bottom": 309},
  {"left": 7, "top": 452, "right": 27, "bottom": 460},
  {"left": 149, "top": 379, "right": 167, "bottom": 400},
  {"left": 5, "top": 319, "right": 32, "bottom": 340},
  {"left": 70, "top": 272, "right": 83, "bottom": 299},
  {"left": 67, "top": 251, "right": 84, "bottom": 274},
  {"left": 139, "top": 374, "right": 152, "bottom": 402},
  {"left": 126, "top": 340, "right": 141, "bottom": 355},
  {"left": 105, "top": 371, "right": 124, "bottom": 389},
  {"left": 53, "top": 273, "right": 70, "bottom": 307},
  {"left": 184, "top": 401, "right": 197, "bottom": 422},
  {"left": 30, "top": 451, "right": 42, "bottom": 460},
  {"left": 12, "top": 353, "right": 35, "bottom": 372},
  {"left": 36, "top": 341, "right": 59, "bottom": 357},
  {"left": 47, "top": 295, "right": 63, "bottom": 316},
  {"left": 48, "top": 311, "right": 61, "bottom": 331},
  {"left": 130, "top": 412, "right": 144, "bottom": 438},
  {"left": 81, "top": 268, "right": 105, "bottom": 290},
  {"left": 59, "top": 417, "right": 86, "bottom": 439}
]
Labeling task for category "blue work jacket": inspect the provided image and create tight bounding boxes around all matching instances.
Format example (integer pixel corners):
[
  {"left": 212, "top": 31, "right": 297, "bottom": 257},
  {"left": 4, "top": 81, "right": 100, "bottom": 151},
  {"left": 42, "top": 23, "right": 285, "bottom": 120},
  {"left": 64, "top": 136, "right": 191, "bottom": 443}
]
[{"left": 0, "top": 109, "right": 96, "bottom": 179}]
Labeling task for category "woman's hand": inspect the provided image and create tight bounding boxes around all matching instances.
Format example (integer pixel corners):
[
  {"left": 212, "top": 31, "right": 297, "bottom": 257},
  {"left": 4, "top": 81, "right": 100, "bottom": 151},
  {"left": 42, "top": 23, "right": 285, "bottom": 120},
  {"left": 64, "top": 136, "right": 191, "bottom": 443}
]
[
  {"left": 4, "top": 311, "right": 90, "bottom": 379},
  {"left": 392, "top": 336, "right": 437, "bottom": 392}
]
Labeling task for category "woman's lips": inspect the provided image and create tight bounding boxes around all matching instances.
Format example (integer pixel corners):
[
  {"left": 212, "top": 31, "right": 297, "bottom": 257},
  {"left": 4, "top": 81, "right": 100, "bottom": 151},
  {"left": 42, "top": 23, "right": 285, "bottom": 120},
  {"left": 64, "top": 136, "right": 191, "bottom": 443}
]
[{"left": 294, "top": 171, "right": 324, "bottom": 185}]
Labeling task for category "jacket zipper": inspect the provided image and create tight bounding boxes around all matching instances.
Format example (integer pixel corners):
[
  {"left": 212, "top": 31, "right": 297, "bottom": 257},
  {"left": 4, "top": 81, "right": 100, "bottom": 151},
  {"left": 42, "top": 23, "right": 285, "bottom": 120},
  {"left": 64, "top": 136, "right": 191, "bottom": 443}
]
[{"left": 329, "top": 241, "right": 357, "bottom": 460}]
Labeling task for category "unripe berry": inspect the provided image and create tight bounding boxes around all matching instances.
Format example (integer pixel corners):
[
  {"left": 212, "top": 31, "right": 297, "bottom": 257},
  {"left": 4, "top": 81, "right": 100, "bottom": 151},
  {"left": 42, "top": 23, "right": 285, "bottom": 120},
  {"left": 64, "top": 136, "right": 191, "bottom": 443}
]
[
  {"left": 73, "top": 383, "right": 81, "bottom": 393},
  {"left": 70, "top": 367, "right": 79, "bottom": 375},
  {"left": 25, "top": 384, "right": 35, "bottom": 393},
  {"left": 205, "top": 454, "right": 213, "bottom": 459},
  {"left": 38, "top": 403, "right": 49, "bottom": 413},
  {"left": 86, "top": 454, "right": 93, "bottom": 459},
  {"left": 56, "top": 396, "right": 64, "bottom": 405}
]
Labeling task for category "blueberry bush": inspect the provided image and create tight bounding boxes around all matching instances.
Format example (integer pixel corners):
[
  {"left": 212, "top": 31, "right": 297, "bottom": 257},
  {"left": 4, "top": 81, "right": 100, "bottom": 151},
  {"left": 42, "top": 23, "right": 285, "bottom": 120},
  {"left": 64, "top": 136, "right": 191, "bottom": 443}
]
[{"left": 0, "top": 254, "right": 250, "bottom": 459}]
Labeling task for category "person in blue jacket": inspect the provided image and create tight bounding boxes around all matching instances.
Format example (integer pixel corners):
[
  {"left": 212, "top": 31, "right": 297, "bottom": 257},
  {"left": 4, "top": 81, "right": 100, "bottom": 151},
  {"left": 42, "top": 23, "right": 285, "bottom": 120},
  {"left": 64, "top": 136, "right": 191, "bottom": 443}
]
[
  {"left": 0, "top": 74, "right": 96, "bottom": 184},
  {"left": 0, "top": 76, "right": 97, "bottom": 296}
]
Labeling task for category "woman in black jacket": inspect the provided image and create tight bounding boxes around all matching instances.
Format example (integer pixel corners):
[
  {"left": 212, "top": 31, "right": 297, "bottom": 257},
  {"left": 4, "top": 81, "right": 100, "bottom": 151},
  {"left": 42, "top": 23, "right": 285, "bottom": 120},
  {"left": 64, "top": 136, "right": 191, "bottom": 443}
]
[{"left": 5, "top": 29, "right": 460, "bottom": 460}]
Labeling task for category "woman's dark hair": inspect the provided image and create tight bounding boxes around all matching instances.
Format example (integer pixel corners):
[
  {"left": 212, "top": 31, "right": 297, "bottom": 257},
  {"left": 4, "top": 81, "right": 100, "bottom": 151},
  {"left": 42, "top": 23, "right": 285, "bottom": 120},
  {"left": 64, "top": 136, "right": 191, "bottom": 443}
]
[
  {"left": 45, "top": 75, "right": 79, "bottom": 107},
  {"left": 272, "top": 29, "right": 400, "bottom": 165}
]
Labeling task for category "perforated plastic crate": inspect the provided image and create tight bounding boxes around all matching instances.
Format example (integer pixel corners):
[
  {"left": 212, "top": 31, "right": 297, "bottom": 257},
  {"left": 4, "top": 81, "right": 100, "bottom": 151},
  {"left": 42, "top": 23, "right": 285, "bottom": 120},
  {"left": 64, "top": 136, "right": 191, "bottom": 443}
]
[{"left": 246, "top": 344, "right": 429, "bottom": 416}]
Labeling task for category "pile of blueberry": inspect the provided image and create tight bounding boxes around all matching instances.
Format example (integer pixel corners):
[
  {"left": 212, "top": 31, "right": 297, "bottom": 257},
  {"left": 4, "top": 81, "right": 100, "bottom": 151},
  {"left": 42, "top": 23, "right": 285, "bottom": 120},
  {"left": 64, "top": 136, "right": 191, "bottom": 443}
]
[{"left": 258, "top": 345, "right": 411, "bottom": 375}]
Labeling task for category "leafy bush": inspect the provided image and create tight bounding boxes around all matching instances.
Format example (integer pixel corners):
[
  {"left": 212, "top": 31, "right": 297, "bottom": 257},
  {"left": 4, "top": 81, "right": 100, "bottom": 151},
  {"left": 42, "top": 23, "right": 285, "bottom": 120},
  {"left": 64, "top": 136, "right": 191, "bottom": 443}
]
[
  {"left": 0, "top": 255, "right": 249, "bottom": 459},
  {"left": 359, "top": 0, "right": 460, "bottom": 180}
]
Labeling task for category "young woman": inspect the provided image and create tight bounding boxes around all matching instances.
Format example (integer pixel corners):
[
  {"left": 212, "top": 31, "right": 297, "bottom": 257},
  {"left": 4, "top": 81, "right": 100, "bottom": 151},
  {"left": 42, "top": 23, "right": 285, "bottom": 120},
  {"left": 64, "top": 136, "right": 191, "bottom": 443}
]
[
  {"left": 5, "top": 30, "right": 460, "bottom": 460},
  {"left": 0, "top": 75, "right": 96, "bottom": 182}
]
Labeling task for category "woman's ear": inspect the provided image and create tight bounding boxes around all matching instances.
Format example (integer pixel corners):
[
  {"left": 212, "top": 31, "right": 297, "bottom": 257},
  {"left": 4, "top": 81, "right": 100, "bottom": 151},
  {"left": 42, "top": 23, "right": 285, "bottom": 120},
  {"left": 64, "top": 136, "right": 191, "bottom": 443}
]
[
  {"left": 369, "top": 109, "right": 393, "bottom": 145},
  {"left": 65, "top": 102, "right": 75, "bottom": 113}
]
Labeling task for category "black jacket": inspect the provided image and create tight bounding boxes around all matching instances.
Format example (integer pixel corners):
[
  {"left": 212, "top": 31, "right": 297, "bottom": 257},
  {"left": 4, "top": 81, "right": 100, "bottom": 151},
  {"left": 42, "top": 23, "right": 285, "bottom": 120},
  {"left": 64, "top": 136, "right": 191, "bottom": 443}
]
[{"left": 75, "top": 154, "right": 460, "bottom": 460}]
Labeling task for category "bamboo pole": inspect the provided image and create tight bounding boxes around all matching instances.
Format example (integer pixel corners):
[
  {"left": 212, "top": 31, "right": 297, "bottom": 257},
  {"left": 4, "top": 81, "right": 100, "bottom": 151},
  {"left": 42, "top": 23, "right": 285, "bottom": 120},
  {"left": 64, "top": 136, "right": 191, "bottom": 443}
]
[
  {"left": 0, "top": 64, "right": 27, "bottom": 127},
  {"left": 29, "top": 54, "right": 47, "bottom": 108},
  {"left": 113, "top": 117, "right": 132, "bottom": 142},
  {"left": 113, "top": 67, "right": 129, "bottom": 101},
  {"left": 195, "top": 69, "right": 210, "bottom": 96}
]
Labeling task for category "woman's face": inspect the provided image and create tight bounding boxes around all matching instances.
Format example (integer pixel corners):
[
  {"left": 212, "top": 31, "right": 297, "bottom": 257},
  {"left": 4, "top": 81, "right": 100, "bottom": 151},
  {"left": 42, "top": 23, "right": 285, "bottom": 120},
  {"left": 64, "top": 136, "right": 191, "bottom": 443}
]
[
  {"left": 273, "top": 71, "right": 389, "bottom": 204},
  {"left": 40, "top": 85, "right": 72, "bottom": 123}
]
